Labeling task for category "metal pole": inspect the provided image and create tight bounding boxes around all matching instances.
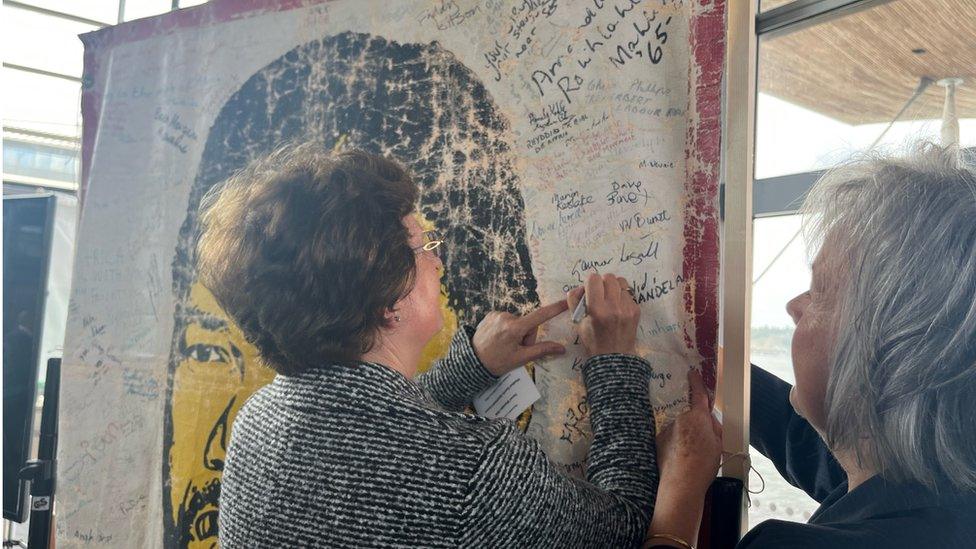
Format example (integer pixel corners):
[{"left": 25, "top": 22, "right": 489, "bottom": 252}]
[
  {"left": 939, "top": 78, "right": 964, "bottom": 148},
  {"left": 24, "top": 359, "right": 61, "bottom": 549}
]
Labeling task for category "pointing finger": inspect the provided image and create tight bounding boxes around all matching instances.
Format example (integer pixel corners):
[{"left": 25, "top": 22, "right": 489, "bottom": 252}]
[{"left": 518, "top": 300, "right": 569, "bottom": 330}]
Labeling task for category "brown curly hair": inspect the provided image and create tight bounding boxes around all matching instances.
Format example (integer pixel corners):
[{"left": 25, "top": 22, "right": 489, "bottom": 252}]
[{"left": 197, "top": 144, "right": 418, "bottom": 375}]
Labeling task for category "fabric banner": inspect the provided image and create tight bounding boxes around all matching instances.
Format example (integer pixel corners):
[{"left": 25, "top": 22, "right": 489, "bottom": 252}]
[{"left": 60, "top": 0, "right": 724, "bottom": 545}]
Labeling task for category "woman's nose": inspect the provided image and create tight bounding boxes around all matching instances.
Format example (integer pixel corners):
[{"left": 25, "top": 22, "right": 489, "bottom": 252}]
[{"left": 786, "top": 295, "right": 803, "bottom": 324}]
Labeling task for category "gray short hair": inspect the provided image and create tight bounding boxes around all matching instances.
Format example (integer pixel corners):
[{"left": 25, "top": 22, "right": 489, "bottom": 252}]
[{"left": 802, "top": 143, "right": 976, "bottom": 491}]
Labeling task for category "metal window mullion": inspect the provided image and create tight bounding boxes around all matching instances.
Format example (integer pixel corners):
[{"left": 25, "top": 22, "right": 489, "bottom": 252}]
[
  {"left": 2, "top": 0, "right": 111, "bottom": 27},
  {"left": 3, "top": 126, "right": 82, "bottom": 145},
  {"left": 757, "top": 0, "right": 892, "bottom": 37},
  {"left": 3, "top": 62, "right": 82, "bottom": 83},
  {"left": 753, "top": 171, "right": 823, "bottom": 217}
]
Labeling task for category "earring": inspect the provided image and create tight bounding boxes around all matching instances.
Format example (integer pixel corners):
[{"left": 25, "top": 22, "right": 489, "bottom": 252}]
[{"left": 394, "top": 314, "right": 401, "bottom": 322}]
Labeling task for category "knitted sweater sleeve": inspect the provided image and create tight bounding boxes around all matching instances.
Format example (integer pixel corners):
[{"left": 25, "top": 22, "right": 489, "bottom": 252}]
[
  {"left": 415, "top": 325, "right": 497, "bottom": 412},
  {"left": 459, "top": 354, "right": 657, "bottom": 548}
]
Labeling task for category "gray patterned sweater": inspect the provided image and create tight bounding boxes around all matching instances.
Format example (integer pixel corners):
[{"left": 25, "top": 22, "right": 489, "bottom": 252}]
[{"left": 219, "top": 327, "right": 658, "bottom": 548}]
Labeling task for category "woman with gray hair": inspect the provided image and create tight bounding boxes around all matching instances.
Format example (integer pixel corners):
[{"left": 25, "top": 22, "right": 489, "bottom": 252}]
[{"left": 737, "top": 144, "right": 976, "bottom": 548}]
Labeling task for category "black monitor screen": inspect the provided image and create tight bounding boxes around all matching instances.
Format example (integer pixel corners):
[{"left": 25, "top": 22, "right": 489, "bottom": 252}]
[{"left": 3, "top": 194, "right": 55, "bottom": 522}]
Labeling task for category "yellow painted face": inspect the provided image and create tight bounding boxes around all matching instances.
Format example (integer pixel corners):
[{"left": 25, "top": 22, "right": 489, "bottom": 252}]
[{"left": 167, "top": 282, "right": 274, "bottom": 548}]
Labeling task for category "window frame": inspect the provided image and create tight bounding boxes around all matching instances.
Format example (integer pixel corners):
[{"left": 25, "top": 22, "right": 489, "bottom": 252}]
[{"left": 722, "top": 0, "right": 886, "bottom": 537}]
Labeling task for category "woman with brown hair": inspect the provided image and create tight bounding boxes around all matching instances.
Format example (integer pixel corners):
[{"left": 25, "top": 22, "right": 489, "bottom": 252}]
[{"left": 204, "top": 144, "right": 721, "bottom": 548}]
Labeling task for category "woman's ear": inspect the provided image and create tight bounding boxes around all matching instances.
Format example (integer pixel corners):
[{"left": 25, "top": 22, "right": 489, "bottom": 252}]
[{"left": 382, "top": 306, "right": 401, "bottom": 325}]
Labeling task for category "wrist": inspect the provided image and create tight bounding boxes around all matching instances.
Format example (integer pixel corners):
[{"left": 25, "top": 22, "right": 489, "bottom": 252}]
[
  {"left": 479, "top": 359, "right": 509, "bottom": 377},
  {"left": 645, "top": 533, "right": 696, "bottom": 549},
  {"left": 659, "top": 473, "right": 711, "bottom": 505},
  {"left": 470, "top": 341, "right": 502, "bottom": 376},
  {"left": 476, "top": 353, "right": 503, "bottom": 376},
  {"left": 462, "top": 326, "right": 501, "bottom": 379},
  {"left": 649, "top": 490, "right": 705, "bottom": 545}
]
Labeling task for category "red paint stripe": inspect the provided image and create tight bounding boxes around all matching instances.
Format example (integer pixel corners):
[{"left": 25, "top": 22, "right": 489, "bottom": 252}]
[{"left": 682, "top": 0, "right": 725, "bottom": 392}]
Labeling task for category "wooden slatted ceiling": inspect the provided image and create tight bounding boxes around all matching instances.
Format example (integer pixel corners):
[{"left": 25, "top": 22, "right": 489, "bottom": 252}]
[{"left": 758, "top": 0, "right": 976, "bottom": 124}]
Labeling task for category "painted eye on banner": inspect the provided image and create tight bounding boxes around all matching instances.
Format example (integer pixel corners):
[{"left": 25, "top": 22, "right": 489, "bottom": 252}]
[
  {"left": 183, "top": 342, "right": 230, "bottom": 363},
  {"left": 194, "top": 508, "right": 219, "bottom": 542}
]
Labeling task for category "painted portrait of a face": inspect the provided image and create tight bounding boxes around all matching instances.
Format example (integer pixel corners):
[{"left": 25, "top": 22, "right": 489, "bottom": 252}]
[
  {"left": 165, "top": 282, "right": 272, "bottom": 547},
  {"left": 162, "top": 31, "right": 538, "bottom": 547}
]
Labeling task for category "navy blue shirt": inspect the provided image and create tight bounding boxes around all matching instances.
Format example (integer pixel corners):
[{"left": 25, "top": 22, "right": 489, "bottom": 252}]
[{"left": 739, "top": 365, "right": 976, "bottom": 548}]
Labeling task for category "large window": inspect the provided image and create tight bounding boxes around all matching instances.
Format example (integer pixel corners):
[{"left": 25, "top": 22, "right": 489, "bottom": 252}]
[
  {"left": 748, "top": 0, "right": 975, "bottom": 528},
  {"left": 1, "top": 1, "right": 207, "bottom": 542},
  {"left": 749, "top": 215, "right": 817, "bottom": 524},
  {"left": 1, "top": 0, "right": 213, "bottom": 193}
]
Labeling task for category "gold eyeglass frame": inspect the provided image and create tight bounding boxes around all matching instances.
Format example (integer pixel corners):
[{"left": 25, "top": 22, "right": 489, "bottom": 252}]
[{"left": 413, "top": 230, "right": 444, "bottom": 256}]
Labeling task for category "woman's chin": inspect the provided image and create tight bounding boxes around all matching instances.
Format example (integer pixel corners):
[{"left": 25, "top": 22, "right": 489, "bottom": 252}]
[{"left": 789, "top": 386, "right": 805, "bottom": 417}]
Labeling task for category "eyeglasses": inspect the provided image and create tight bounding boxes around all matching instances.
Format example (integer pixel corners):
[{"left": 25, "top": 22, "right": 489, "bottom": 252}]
[{"left": 412, "top": 230, "right": 444, "bottom": 258}]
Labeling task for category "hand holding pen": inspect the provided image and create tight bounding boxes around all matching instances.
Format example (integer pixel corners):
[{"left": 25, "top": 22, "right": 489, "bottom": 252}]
[{"left": 567, "top": 272, "right": 641, "bottom": 358}]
